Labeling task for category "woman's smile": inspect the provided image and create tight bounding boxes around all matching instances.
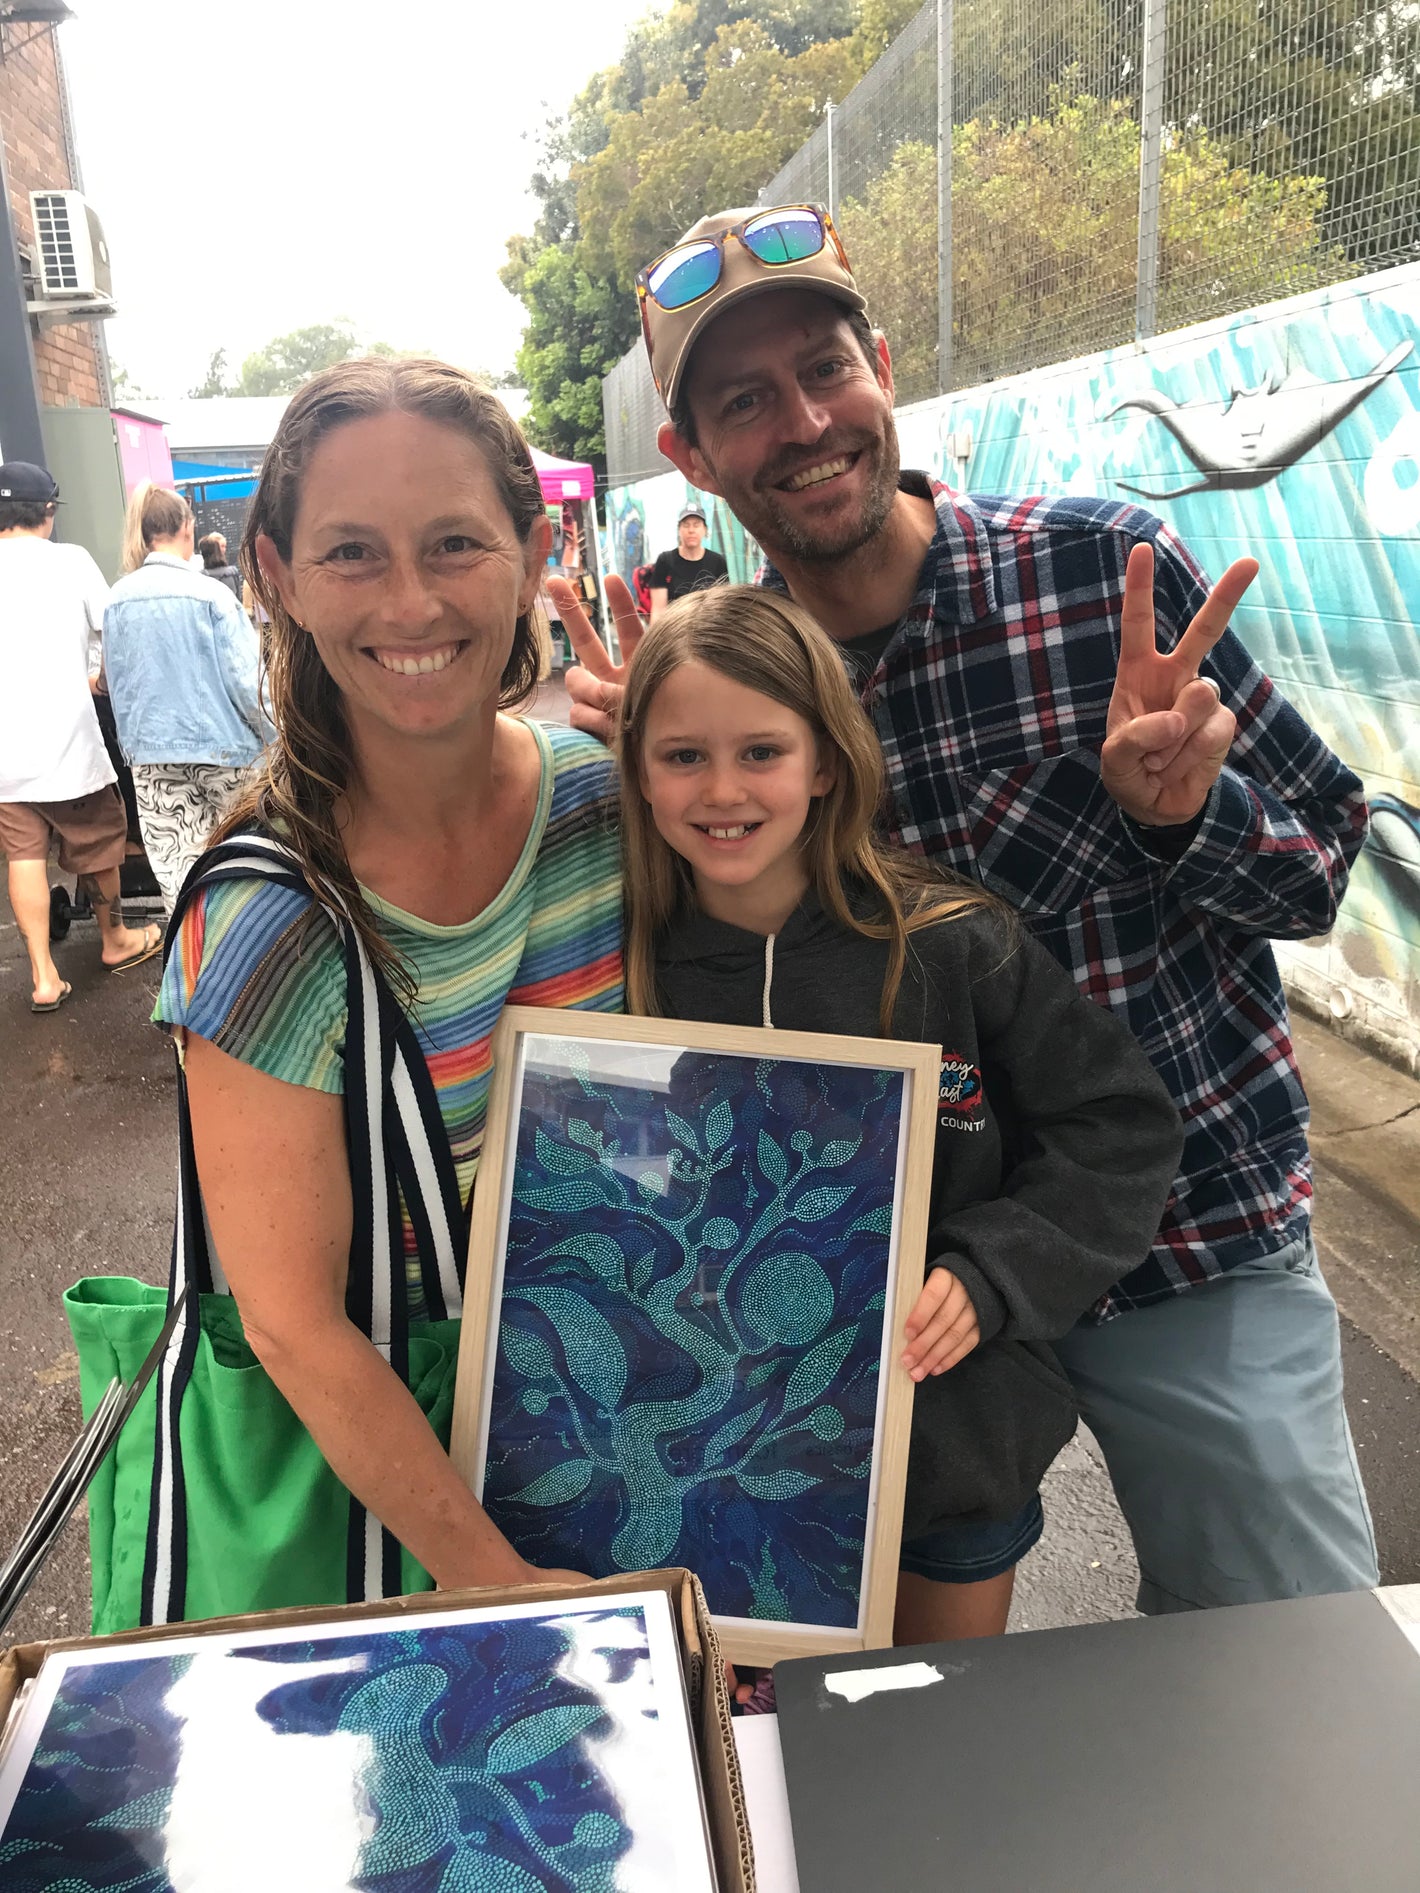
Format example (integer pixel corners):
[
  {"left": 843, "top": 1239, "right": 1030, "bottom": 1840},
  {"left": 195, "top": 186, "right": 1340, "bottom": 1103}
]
[{"left": 368, "top": 640, "right": 470, "bottom": 676}]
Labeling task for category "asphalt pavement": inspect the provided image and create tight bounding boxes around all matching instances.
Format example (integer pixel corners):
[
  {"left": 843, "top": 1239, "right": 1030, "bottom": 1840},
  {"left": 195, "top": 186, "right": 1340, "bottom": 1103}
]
[{"left": 1, "top": 713, "right": 1416, "bottom": 1645}]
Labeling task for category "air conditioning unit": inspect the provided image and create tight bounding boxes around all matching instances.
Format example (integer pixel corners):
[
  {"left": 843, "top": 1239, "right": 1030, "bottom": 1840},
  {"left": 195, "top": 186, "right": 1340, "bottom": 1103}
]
[{"left": 29, "top": 190, "right": 112, "bottom": 300}]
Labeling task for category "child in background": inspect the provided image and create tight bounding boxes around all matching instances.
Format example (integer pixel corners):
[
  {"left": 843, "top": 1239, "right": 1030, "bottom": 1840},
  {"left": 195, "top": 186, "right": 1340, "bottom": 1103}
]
[{"left": 617, "top": 585, "right": 1184, "bottom": 1645}]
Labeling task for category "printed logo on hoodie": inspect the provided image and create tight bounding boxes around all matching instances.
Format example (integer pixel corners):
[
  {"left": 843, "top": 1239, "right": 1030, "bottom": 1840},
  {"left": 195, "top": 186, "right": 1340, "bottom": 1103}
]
[{"left": 939, "top": 1052, "right": 985, "bottom": 1130}]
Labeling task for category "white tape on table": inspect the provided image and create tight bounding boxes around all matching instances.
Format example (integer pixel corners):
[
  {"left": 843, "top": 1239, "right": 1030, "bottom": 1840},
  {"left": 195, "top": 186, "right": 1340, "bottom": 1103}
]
[{"left": 822, "top": 1659, "right": 944, "bottom": 1704}]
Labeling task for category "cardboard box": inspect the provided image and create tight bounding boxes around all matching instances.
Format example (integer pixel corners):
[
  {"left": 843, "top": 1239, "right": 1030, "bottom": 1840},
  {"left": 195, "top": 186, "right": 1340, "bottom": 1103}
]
[{"left": 0, "top": 1566, "right": 756, "bottom": 1892}]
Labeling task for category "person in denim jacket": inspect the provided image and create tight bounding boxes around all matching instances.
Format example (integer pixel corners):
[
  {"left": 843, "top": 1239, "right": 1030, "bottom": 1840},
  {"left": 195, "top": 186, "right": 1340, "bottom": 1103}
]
[{"left": 103, "top": 483, "right": 273, "bottom": 911}]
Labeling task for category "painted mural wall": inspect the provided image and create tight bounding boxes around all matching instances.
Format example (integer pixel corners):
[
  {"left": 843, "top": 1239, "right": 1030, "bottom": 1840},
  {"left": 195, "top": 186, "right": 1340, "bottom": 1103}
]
[{"left": 605, "top": 263, "right": 1420, "bottom": 1068}]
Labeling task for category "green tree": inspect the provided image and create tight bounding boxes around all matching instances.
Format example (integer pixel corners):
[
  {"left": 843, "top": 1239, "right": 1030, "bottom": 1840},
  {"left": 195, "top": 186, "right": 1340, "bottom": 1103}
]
[
  {"left": 500, "top": 240, "right": 626, "bottom": 462},
  {"left": 837, "top": 96, "right": 1340, "bottom": 394},
  {"left": 504, "top": 0, "right": 911, "bottom": 471},
  {"left": 233, "top": 322, "right": 395, "bottom": 397},
  {"left": 951, "top": 0, "right": 1420, "bottom": 268},
  {"left": 188, "top": 348, "right": 231, "bottom": 398},
  {"left": 110, "top": 359, "right": 153, "bottom": 404},
  {"left": 577, "top": 21, "right": 866, "bottom": 285}
]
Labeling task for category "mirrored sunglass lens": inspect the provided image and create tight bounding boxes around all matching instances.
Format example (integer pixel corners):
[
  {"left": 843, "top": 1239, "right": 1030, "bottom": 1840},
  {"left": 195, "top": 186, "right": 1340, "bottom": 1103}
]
[
  {"left": 648, "top": 243, "right": 721, "bottom": 309},
  {"left": 742, "top": 210, "right": 825, "bottom": 265}
]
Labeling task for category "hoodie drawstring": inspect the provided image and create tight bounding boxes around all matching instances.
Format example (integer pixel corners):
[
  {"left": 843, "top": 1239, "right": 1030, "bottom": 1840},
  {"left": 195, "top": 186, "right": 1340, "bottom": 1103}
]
[{"left": 762, "top": 932, "right": 776, "bottom": 1028}]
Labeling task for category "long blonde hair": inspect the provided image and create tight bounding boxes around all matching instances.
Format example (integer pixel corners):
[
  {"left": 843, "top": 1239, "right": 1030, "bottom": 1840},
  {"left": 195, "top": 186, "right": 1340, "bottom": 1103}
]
[
  {"left": 618, "top": 585, "right": 1015, "bottom": 1035},
  {"left": 215, "top": 356, "right": 547, "bottom": 1001},
  {"left": 121, "top": 481, "right": 192, "bottom": 573}
]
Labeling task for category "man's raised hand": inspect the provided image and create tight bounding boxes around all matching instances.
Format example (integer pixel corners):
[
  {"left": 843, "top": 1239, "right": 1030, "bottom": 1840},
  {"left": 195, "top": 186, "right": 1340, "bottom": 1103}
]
[
  {"left": 1100, "top": 541, "right": 1259, "bottom": 828},
  {"left": 546, "top": 575, "right": 643, "bottom": 747}
]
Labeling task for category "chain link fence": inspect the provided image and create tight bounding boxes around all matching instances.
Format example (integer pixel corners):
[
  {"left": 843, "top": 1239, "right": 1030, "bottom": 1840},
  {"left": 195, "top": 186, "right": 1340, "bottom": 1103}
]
[
  {"left": 765, "top": 2, "right": 942, "bottom": 403},
  {"left": 603, "top": 347, "right": 671, "bottom": 489},
  {"left": 605, "top": 0, "right": 1420, "bottom": 487}
]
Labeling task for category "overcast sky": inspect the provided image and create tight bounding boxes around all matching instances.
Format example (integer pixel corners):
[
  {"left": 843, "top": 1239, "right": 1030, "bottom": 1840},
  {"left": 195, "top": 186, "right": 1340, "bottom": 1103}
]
[{"left": 62, "top": 0, "right": 652, "bottom": 401}]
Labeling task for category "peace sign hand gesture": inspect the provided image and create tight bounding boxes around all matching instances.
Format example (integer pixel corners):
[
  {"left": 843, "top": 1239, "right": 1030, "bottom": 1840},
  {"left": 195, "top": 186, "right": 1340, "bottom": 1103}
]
[
  {"left": 547, "top": 574, "right": 645, "bottom": 747},
  {"left": 1100, "top": 542, "right": 1259, "bottom": 828}
]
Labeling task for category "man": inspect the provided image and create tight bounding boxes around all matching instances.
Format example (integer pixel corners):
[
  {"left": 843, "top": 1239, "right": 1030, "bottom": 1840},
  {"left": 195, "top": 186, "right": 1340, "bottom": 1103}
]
[
  {"left": 648, "top": 501, "right": 728, "bottom": 618},
  {"left": 0, "top": 462, "right": 161, "bottom": 1009},
  {"left": 560, "top": 206, "right": 1378, "bottom": 1616}
]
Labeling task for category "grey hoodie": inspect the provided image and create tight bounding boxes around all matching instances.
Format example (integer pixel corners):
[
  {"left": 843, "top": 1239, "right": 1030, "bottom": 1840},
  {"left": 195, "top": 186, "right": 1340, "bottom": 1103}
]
[{"left": 655, "top": 887, "right": 1184, "bottom": 1534}]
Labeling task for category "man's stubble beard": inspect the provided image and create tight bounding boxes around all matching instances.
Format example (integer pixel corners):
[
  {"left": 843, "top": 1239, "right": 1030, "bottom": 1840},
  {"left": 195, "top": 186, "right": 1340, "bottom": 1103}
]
[{"left": 711, "top": 413, "right": 902, "bottom": 569}]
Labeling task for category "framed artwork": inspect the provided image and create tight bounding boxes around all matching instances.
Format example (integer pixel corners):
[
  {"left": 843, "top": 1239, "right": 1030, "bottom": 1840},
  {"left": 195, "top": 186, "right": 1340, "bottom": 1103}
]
[
  {"left": 0, "top": 1590, "right": 715, "bottom": 1893},
  {"left": 451, "top": 1007, "right": 939, "bottom": 1665}
]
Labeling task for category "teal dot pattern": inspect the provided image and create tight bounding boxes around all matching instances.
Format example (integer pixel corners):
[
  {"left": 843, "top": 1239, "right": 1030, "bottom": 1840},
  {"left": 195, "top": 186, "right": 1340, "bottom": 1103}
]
[
  {"left": 0, "top": 1609, "right": 683, "bottom": 1890},
  {"left": 484, "top": 1048, "right": 905, "bottom": 1628}
]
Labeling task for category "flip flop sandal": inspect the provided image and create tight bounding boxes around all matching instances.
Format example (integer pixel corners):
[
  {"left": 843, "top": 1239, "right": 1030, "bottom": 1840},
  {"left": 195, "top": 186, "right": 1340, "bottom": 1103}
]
[
  {"left": 31, "top": 981, "right": 72, "bottom": 1014},
  {"left": 107, "top": 923, "right": 163, "bottom": 973}
]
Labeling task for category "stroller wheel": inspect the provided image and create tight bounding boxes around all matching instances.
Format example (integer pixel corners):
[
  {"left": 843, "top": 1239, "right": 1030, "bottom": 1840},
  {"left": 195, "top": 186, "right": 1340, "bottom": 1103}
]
[{"left": 49, "top": 885, "right": 72, "bottom": 942}]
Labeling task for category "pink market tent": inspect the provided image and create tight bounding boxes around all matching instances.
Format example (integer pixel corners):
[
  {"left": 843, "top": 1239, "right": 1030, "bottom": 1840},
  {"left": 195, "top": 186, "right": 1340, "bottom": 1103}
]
[{"left": 532, "top": 448, "right": 595, "bottom": 503}]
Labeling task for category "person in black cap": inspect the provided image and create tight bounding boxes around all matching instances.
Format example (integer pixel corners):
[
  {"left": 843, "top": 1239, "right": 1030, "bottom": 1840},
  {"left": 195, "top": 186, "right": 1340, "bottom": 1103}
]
[
  {"left": 647, "top": 501, "right": 727, "bottom": 620},
  {"left": 0, "top": 462, "right": 162, "bottom": 1010}
]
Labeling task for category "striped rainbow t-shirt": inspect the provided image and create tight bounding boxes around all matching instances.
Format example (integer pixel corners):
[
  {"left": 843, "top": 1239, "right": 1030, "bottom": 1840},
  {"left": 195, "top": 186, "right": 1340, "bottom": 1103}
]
[{"left": 154, "top": 721, "right": 623, "bottom": 1311}]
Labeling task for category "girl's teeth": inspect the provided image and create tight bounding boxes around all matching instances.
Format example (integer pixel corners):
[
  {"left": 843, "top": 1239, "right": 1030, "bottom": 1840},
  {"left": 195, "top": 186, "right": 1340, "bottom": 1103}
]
[{"left": 708, "top": 825, "right": 750, "bottom": 839}]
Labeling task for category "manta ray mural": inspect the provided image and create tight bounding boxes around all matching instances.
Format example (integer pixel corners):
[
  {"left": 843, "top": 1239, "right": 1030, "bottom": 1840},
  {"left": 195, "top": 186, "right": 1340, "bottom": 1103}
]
[{"left": 1104, "top": 342, "right": 1414, "bottom": 499}]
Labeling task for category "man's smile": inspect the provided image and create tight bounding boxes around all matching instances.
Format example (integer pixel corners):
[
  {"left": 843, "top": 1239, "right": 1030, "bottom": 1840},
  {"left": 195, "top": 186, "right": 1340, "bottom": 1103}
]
[{"left": 778, "top": 453, "right": 857, "bottom": 492}]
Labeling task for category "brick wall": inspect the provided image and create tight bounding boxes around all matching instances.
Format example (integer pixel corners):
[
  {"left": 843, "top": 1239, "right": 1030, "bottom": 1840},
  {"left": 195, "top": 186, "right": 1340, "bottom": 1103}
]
[{"left": 0, "top": 22, "right": 103, "bottom": 407}]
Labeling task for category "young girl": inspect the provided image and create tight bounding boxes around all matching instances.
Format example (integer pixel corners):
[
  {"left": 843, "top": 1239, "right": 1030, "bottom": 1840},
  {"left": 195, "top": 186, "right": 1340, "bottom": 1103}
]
[{"left": 617, "top": 585, "right": 1184, "bottom": 1644}]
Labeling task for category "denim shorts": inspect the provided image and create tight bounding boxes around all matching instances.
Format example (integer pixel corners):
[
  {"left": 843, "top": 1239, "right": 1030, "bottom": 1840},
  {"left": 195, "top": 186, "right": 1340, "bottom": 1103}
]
[{"left": 898, "top": 1493, "right": 1045, "bottom": 1585}]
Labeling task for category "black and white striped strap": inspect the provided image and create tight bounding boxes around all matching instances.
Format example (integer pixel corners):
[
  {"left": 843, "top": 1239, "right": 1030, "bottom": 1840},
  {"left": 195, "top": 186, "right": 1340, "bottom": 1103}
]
[{"left": 142, "top": 831, "right": 465, "bottom": 1625}]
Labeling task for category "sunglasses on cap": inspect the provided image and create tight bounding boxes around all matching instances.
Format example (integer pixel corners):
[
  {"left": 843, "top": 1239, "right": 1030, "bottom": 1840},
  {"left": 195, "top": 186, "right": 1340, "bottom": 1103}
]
[{"left": 636, "top": 205, "right": 852, "bottom": 321}]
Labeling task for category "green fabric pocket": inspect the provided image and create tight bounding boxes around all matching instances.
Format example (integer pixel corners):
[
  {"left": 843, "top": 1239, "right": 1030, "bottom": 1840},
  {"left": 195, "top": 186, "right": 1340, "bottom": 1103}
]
[{"left": 65, "top": 1277, "right": 460, "bottom": 1635}]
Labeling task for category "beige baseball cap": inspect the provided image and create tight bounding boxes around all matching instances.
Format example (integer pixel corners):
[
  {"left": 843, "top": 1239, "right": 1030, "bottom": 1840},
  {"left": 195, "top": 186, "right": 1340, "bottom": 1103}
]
[{"left": 638, "top": 204, "right": 867, "bottom": 413}]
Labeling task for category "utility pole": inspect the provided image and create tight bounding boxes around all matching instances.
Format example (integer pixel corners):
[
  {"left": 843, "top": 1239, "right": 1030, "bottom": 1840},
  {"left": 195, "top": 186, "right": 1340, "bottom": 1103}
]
[
  {"left": 1135, "top": 0, "right": 1167, "bottom": 341},
  {"left": 825, "top": 100, "right": 838, "bottom": 221},
  {"left": 0, "top": 139, "right": 47, "bottom": 464},
  {"left": 936, "top": 0, "right": 954, "bottom": 394}
]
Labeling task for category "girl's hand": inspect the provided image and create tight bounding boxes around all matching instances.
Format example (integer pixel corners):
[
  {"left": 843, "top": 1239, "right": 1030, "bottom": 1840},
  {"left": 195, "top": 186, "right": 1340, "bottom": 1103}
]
[{"left": 901, "top": 1267, "right": 980, "bottom": 1381}]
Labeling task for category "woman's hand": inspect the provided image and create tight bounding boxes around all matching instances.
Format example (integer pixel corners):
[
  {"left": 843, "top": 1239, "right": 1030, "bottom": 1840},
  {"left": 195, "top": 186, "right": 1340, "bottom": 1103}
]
[
  {"left": 901, "top": 1267, "right": 981, "bottom": 1380},
  {"left": 547, "top": 573, "right": 643, "bottom": 746}
]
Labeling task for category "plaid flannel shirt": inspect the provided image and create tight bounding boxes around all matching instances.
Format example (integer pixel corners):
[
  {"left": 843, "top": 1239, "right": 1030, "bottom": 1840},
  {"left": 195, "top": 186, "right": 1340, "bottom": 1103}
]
[{"left": 761, "top": 476, "right": 1369, "bottom": 1314}]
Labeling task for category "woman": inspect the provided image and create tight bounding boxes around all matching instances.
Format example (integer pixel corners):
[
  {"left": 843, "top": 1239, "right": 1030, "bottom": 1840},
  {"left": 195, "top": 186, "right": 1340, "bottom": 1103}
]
[
  {"left": 197, "top": 530, "right": 243, "bottom": 599},
  {"left": 102, "top": 484, "right": 269, "bottom": 912},
  {"left": 149, "top": 358, "right": 621, "bottom": 1612}
]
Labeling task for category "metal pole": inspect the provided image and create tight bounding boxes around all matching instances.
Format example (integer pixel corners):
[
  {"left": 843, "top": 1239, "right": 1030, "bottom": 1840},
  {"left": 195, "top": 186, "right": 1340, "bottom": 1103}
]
[
  {"left": 1135, "top": 0, "right": 1167, "bottom": 341},
  {"left": 586, "top": 488, "right": 614, "bottom": 664},
  {"left": 0, "top": 140, "right": 47, "bottom": 465},
  {"left": 936, "top": 0, "right": 954, "bottom": 394},
  {"left": 54, "top": 28, "right": 112, "bottom": 409},
  {"left": 825, "top": 101, "right": 837, "bottom": 222}
]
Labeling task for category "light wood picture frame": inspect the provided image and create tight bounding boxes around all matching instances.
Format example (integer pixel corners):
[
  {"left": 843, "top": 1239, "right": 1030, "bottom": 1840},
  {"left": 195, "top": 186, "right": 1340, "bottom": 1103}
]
[{"left": 451, "top": 1006, "right": 940, "bottom": 1666}]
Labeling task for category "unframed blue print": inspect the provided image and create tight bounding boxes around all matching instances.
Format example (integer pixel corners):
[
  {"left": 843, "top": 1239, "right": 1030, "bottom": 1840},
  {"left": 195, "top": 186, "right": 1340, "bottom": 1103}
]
[
  {"left": 0, "top": 1604, "right": 702, "bottom": 1892},
  {"left": 483, "top": 1037, "right": 906, "bottom": 1628}
]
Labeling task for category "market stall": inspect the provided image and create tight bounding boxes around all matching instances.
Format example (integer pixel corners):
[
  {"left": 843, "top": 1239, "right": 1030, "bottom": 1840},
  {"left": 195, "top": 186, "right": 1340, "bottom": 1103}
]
[{"left": 531, "top": 446, "right": 605, "bottom": 667}]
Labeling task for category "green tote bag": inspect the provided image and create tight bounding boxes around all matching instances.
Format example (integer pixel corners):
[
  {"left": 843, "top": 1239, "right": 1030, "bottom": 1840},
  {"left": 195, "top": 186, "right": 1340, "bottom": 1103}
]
[{"left": 66, "top": 832, "right": 470, "bottom": 1635}]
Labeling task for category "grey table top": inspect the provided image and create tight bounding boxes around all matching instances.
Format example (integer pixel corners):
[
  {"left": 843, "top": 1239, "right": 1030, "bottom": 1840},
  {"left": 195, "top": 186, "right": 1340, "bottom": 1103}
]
[{"left": 740, "top": 1586, "right": 1420, "bottom": 1893}]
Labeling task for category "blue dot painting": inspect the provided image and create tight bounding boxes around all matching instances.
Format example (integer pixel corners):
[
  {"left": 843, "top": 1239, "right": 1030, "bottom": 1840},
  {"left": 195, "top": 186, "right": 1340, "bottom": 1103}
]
[
  {"left": 0, "top": 1595, "right": 714, "bottom": 1892},
  {"left": 481, "top": 1036, "right": 907, "bottom": 1631}
]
